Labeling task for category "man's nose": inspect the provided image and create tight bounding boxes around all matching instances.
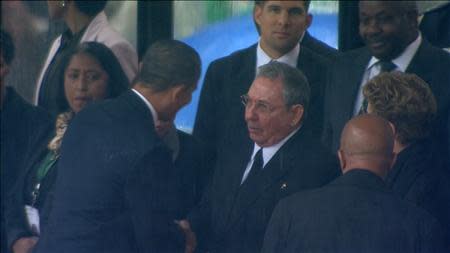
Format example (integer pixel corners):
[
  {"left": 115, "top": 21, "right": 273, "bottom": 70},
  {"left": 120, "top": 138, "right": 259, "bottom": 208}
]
[
  {"left": 245, "top": 104, "right": 258, "bottom": 122},
  {"left": 75, "top": 76, "right": 89, "bottom": 91},
  {"left": 277, "top": 11, "right": 290, "bottom": 26},
  {"left": 363, "top": 19, "right": 382, "bottom": 36}
]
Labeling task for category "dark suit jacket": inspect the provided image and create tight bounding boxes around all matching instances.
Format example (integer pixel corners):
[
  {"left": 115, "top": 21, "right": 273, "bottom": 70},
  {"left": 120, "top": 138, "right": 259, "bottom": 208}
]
[
  {"left": 386, "top": 140, "right": 450, "bottom": 234},
  {"left": 194, "top": 43, "right": 331, "bottom": 173},
  {"left": 188, "top": 128, "right": 340, "bottom": 253},
  {"left": 420, "top": 2, "right": 450, "bottom": 49},
  {"left": 5, "top": 129, "right": 56, "bottom": 249},
  {"left": 0, "top": 87, "right": 52, "bottom": 253},
  {"left": 34, "top": 90, "right": 183, "bottom": 253},
  {"left": 174, "top": 131, "right": 209, "bottom": 219},
  {"left": 302, "top": 31, "right": 340, "bottom": 61},
  {"left": 322, "top": 40, "right": 450, "bottom": 159},
  {"left": 262, "top": 169, "right": 449, "bottom": 253}
]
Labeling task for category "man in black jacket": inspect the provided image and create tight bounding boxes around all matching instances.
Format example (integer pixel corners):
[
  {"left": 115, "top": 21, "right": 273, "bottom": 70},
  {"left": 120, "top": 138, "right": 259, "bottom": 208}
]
[
  {"left": 182, "top": 62, "right": 339, "bottom": 253},
  {"left": 263, "top": 115, "right": 449, "bottom": 253},
  {"left": 33, "top": 40, "right": 201, "bottom": 253},
  {"left": 194, "top": 0, "right": 338, "bottom": 173}
]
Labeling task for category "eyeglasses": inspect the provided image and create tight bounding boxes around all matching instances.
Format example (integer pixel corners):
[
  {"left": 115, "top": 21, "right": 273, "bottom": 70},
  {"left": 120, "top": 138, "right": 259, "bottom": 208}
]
[{"left": 240, "top": 94, "right": 282, "bottom": 115}]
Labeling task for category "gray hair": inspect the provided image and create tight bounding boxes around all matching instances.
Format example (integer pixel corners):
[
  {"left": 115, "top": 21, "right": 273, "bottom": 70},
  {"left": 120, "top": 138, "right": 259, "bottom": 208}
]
[
  {"left": 134, "top": 39, "right": 201, "bottom": 92},
  {"left": 256, "top": 61, "right": 310, "bottom": 114}
]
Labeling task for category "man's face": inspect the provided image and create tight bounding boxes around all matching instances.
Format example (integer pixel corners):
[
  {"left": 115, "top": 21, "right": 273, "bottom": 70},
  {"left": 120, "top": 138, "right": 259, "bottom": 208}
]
[
  {"left": 359, "top": 1, "right": 417, "bottom": 61},
  {"left": 244, "top": 77, "right": 299, "bottom": 147},
  {"left": 254, "top": 1, "right": 311, "bottom": 59}
]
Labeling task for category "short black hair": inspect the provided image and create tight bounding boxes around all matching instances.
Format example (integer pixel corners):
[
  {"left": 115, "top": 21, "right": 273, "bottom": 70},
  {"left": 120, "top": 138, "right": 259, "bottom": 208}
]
[
  {"left": 74, "top": 0, "right": 108, "bottom": 17},
  {"left": 135, "top": 40, "right": 201, "bottom": 92},
  {"left": 0, "top": 29, "right": 15, "bottom": 65},
  {"left": 254, "top": 0, "right": 311, "bottom": 12}
]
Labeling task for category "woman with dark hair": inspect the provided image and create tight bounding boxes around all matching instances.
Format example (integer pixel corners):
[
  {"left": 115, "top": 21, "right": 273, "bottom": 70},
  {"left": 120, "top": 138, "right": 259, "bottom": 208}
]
[
  {"left": 35, "top": 0, "right": 137, "bottom": 116},
  {"left": 6, "top": 42, "right": 129, "bottom": 253},
  {"left": 363, "top": 71, "right": 450, "bottom": 236}
]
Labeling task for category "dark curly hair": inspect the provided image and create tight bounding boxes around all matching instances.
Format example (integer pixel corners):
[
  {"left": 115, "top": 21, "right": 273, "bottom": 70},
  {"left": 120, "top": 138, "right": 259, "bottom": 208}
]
[{"left": 363, "top": 72, "right": 437, "bottom": 145}]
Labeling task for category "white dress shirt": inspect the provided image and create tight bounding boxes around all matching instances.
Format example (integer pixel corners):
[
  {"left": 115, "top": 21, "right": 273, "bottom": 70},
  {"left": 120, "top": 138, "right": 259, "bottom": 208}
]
[
  {"left": 241, "top": 127, "right": 300, "bottom": 184},
  {"left": 132, "top": 89, "right": 158, "bottom": 124},
  {"left": 256, "top": 40, "right": 300, "bottom": 73},
  {"left": 353, "top": 33, "right": 423, "bottom": 114}
]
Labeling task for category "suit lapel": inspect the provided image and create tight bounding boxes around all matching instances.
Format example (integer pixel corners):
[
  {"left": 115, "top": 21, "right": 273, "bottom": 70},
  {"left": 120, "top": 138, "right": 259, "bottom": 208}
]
[
  {"left": 226, "top": 130, "right": 302, "bottom": 230},
  {"left": 342, "top": 49, "right": 371, "bottom": 117},
  {"left": 224, "top": 45, "right": 257, "bottom": 139},
  {"left": 404, "top": 40, "right": 437, "bottom": 93}
]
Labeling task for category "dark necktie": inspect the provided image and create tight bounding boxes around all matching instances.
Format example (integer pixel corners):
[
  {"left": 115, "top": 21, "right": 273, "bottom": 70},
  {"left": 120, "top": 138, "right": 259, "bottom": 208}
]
[
  {"left": 378, "top": 60, "right": 397, "bottom": 73},
  {"left": 358, "top": 60, "right": 397, "bottom": 115},
  {"left": 244, "top": 148, "right": 263, "bottom": 183}
]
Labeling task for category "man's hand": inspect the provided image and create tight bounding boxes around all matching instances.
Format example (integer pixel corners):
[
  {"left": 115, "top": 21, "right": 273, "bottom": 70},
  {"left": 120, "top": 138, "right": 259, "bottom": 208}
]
[
  {"left": 175, "top": 219, "right": 197, "bottom": 253},
  {"left": 12, "top": 236, "right": 38, "bottom": 253}
]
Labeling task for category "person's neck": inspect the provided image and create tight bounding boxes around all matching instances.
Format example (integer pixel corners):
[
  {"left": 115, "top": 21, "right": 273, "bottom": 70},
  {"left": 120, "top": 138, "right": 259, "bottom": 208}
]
[
  {"left": 260, "top": 41, "right": 290, "bottom": 59},
  {"left": 343, "top": 161, "right": 388, "bottom": 179},
  {"left": 64, "top": 7, "right": 93, "bottom": 34},
  {"left": 134, "top": 84, "right": 167, "bottom": 120}
]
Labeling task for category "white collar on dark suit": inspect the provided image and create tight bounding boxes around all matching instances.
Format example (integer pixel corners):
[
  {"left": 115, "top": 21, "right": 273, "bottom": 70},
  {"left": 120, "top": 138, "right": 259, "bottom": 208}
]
[
  {"left": 256, "top": 38, "right": 301, "bottom": 73},
  {"left": 131, "top": 89, "right": 158, "bottom": 124},
  {"left": 353, "top": 33, "right": 423, "bottom": 115},
  {"left": 241, "top": 127, "right": 300, "bottom": 184},
  {"left": 367, "top": 32, "right": 422, "bottom": 74}
]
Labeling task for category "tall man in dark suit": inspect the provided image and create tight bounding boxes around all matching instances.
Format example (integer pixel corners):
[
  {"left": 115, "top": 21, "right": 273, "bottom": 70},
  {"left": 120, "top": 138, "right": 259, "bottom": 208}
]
[
  {"left": 194, "top": 0, "right": 337, "bottom": 172},
  {"left": 323, "top": 1, "right": 450, "bottom": 162},
  {"left": 33, "top": 40, "right": 201, "bottom": 253},
  {"left": 263, "top": 115, "right": 449, "bottom": 253},
  {"left": 181, "top": 62, "right": 339, "bottom": 253}
]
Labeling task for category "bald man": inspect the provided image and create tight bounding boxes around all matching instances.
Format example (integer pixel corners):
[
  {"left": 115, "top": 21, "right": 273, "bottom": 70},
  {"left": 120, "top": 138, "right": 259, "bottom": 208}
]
[{"left": 262, "top": 115, "right": 449, "bottom": 253}]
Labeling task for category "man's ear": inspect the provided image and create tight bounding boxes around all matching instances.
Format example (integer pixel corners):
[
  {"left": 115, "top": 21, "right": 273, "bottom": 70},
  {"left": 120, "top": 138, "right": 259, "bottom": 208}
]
[
  {"left": 171, "top": 85, "right": 184, "bottom": 102},
  {"left": 337, "top": 149, "right": 346, "bottom": 172},
  {"left": 387, "top": 121, "right": 397, "bottom": 138},
  {"left": 254, "top": 3, "right": 263, "bottom": 27},
  {"left": 305, "top": 13, "right": 313, "bottom": 29},
  {"left": 289, "top": 104, "right": 304, "bottom": 127}
]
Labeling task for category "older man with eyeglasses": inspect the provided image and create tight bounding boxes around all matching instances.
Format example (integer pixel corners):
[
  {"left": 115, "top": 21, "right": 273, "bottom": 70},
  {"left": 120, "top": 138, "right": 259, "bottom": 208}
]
[{"left": 178, "top": 61, "right": 339, "bottom": 253}]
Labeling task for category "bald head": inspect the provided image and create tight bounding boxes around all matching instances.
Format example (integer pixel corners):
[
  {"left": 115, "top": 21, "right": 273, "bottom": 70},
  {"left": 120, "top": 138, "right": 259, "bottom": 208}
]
[{"left": 338, "top": 115, "right": 395, "bottom": 178}]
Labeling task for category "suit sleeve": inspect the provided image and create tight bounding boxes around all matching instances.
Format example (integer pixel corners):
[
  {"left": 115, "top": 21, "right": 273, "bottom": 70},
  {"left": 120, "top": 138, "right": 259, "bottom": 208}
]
[
  {"left": 125, "top": 146, "right": 184, "bottom": 253},
  {"left": 261, "top": 198, "right": 290, "bottom": 253}
]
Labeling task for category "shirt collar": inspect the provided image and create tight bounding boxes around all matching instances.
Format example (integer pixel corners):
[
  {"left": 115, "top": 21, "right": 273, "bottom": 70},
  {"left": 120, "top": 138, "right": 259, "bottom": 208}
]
[
  {"left": 251, "top": 127, "right": 300, "bottom": 167},
  {"left": 256, "top": 40, "right": 300, "bottom": 71},
  {"left": 131, "top": 89, "right": 158, "bottom": 123},
  {"left": 367, "top": 33, "right": 422, "bottom": 72}
]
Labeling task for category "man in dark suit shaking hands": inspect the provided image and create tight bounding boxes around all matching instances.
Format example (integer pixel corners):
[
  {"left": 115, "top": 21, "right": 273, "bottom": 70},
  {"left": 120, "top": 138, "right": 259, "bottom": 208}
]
[
  {"left": 181, "top": 62, "right": 339, "bottom": 253},
  {"left": 34, "top": 40, "right": 201, "bottom": 253},
  {"left": 194, "top": 1, "right": 336, "bottom": 173},
  {"left": 263, "top": 115, "right": 449, "bottom": 253}
]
